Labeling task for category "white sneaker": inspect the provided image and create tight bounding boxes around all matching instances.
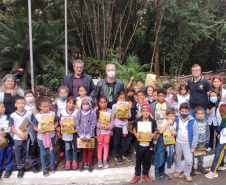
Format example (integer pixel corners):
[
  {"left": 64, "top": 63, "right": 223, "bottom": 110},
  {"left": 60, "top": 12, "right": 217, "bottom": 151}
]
[
  {"left": 205, "top": 171, "right": 218, "bottom": 179},
  {"left": 206, "top": 147, "right": 211, "bottom": 152},
  {"left": 218, "top": 166, "right": 226, "bottom": 171}
]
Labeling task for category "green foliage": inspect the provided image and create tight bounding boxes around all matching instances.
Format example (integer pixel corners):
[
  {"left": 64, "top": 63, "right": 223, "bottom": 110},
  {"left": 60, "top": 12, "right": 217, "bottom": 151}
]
[
  {"left": 111, "top": 54, "right": 150, "bottom": 85},
  {"left": 41, "top": 60, "right": 65, "bottom": 92}
]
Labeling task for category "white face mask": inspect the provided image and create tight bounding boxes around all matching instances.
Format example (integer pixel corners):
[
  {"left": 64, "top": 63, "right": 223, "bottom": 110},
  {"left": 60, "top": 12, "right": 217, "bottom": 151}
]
[
  {"left": 25, "top": 97, "right": 34, "bottom": 103},
  {"left": 107, "top": 71, "right": 115, "bottom": 78}
]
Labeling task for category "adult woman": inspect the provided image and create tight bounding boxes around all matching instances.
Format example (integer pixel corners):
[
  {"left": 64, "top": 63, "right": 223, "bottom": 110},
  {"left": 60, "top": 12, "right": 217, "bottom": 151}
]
[{"left": 0, "top": 74, "right": 24, "bottom": 118}]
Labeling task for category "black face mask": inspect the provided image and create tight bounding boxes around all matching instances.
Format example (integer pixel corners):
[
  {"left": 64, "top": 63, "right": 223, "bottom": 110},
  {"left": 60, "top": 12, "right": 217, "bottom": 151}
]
[{"left": 128, "top": 95, "right": 134, "bottom": 100}]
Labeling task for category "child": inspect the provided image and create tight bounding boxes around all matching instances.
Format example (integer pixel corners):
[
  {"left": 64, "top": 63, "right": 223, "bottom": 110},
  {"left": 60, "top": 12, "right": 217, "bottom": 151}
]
[
  {"left": 54, "top": 86, "right": 69, "bottom": 160},
  {"left": 136, "top": 79, "right": 146, "bottom": 94},
  {"left": 9, "top": 97, "right": 39, "bottom": 178},
  {"left": 75, "top": 97, "right": 96, "bottom": 172},
  {"left": 154, "top": 108, "right": 177, "bottom": 180},
  {"left": 212, "top": 76, "right": 226, "bottom": 103},
  {"left": 132, "top": 84, "right": 139, "bottom": 94},
  {"left": 205, "top": 101, "right": 226, "bottom": 179},
  {"left": 60, "top": 96, "right": 78, "bottom": 170},
  {"left": 96, "top": 96, "right": 115, "bottom": 168},
  {"left": 191, "top": 106, "right": 210, "bottom": 175},
  {"left": 136, "top": 90, "right": 146, "bottom": 118},
  {"left": 152, "top": 89, "right": 158, "bottom": 103},
  {"left": 24, "top": 90, "right": 36, "bottom": 113},
  {"left": 151, "top": 88, "right": 171, "bottom": 128},
  {"left": 0, "top": 102, "right": 13, "bottom": 178},
  {"left": 130, "top": 103, "right": 157, "bottom": 183},
  {"left": 76, "top": 85, "right": 88, "bottom": 109},
  {"left": 207, "top": 90, "right": 222, "bottom": 151},
  {"left": 173, "top": 103, "right": 198, "bottom": 182},
  {"left": 33, "top": 96, "right": 58, "bottom": 177},
  {"left": 163, "top": 84, "right": 174, "bottom": 105},
  {"left": 145, "top": 86, "right": 155, "bottom": 104},
  {"left": 112, "top": 91, "right": 132, "bottom": 164},
  {"left": 173, "top": 84, "right": 190, "bottom": 116}
]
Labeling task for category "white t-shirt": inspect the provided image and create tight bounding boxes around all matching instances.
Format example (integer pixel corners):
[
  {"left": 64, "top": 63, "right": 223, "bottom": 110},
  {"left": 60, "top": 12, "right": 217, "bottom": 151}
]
[
  {"left": 9, "top": 110, "right": 33, "bottom": 140},
  {"left": 25, "top": 103, "right": 36, "bottom": 113},
  {"left": 60, "top": 109, "right": 78, "bottom": 141},
  {"left": 176, "top": 118, "right": 189, "bottom": 143}
]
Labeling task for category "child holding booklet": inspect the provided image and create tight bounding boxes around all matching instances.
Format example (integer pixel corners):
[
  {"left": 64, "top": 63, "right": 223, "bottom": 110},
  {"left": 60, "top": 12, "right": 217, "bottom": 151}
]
[
  {"left": 33, "top": 96, "right": 58, "bottom": 177},
  {"left": 131, "top": 103, "right": 157, "bottom": 184},
  {"left": 9, "top": 97, "right": 39, "bottom": 178},
  {"left": 59, "top": 96, "right": 78, "bottom": 170},
  {"left": 96, "top": 96, "right": 115, "bottom": 168},
  {"left": 112, "top": 91, "right": 132, "bottom": 164},
  {"left": 75, "top": 97, "right": 96, "bottom": 172},
  {"left": 154, "top": 108, "right": 177, "bottom": 180}
]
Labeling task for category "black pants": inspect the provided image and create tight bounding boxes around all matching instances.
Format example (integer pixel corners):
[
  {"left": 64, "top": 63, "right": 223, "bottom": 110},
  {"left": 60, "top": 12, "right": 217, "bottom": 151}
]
[
  {"left": 209, "top": 124, "right": 219, "bottom": 149},
  {"left": 113, "top": 127, "right": 129, "bottom": 158},
  {"left": 135, "top": 145, "right": 153, "bottom": 176},
  {"left": 58, "top": 138, "right": 65, "bottom": 152}
]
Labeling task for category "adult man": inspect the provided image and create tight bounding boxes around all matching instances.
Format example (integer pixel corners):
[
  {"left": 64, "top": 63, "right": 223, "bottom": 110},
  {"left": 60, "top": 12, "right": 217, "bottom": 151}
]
[
  {"left": 187, "top": 64, "right": 212, "bottom": 119},
  {"left": 62, "top": 59, "right": 96, "bottom": 98},
  {"left": 94, "top": 64, "right": 124, "bottom": 109}
]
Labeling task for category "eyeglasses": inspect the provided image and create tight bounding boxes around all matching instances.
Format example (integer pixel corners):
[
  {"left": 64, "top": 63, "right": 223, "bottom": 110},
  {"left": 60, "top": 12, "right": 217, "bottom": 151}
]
[{"left": 192, "top": 69, "right": 201, "bottom": 72}]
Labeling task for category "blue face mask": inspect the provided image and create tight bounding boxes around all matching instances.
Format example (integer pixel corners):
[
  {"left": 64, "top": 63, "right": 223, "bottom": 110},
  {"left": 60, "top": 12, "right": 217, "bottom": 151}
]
[
  {"left": 180, "top": 113, "right": 189, "bottom": 119},
  {"left": 210, "top": 97, "right": 218, "bottom": 103}
]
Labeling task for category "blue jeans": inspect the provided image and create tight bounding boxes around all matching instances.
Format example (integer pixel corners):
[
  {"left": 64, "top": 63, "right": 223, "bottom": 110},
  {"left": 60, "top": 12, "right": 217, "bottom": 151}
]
[
  {"left": 0, "top": 141, "right": 13, "bottom": 171},
  {"left": 65, "top": 141, "right": 77, "bottom": 161},
  {"left": 190, "top": 109, "right": 208, "bottom": 121},
  {"left": 38, "top": 136, "right": 56, "bottom": 168}
]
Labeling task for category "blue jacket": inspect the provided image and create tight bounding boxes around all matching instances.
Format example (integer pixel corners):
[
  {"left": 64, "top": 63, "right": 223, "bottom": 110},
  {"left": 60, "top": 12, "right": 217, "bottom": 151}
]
[
  {"left": 175, "top": 115, "right": 198, "bottom": 149},
  {"left": 153, "top": 134, "right": 174, "bottom": 170}
]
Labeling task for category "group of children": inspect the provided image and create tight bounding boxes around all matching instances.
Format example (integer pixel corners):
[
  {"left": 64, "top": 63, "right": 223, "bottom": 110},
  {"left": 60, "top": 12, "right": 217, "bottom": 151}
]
[{"left": 0, "top": 76, "right": 225, "bottom": 184}]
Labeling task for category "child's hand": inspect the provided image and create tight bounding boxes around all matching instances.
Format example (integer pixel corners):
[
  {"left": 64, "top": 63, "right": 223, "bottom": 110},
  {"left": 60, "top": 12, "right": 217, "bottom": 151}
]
[
  {"left": 135, "top": 133, "right": 141, "bottom": 139},
  {"left": 0, "top": 131, "right": 6, "bottom": 136},
  {"left": 24, "top": 131, "right": 29, "bottom": 137},
  {"left": 149, "top": 133, "right": 154, "bottom": 139},
  {"left": 20, "top": 134, "right": 28, "bottom": 140},
  {"left": 170, "top": 129, "right": 174, "bottom": 135},
  {"left": 130, "top": 76, "right": 134, "bottom": 81},
  {"left": 81, "top": 138, "right": 85, "bottom": 142},
  {"left": 190, "top": 148, "right": 195, "bottom": 153},
  {"left": 37, "top": 129, "right": 43, "bottom": 134},
  {"left": 167, "top": 120, "right": 174, "bottom": 125},
  {"left": 102, "top": 125, "right": 108, "bottom": 130},
  {"left": 113, "top": 111, "right": 116, "bottom": 116}
]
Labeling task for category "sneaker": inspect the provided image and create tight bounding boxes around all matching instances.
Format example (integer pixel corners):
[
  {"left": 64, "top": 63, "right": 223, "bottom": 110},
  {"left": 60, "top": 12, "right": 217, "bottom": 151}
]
[
  {"left": 115, "top": 157, "right": 123, "bottom": 164},
  {"left": 59, "top": 152, "right": 65, "bottom": 160},
  {"left": 32, "top": 165, "right": 39, "bottom": 173},
  {"left": 142, "top": 175, "right": 154, "bottom": 182},
  {"left": 80, "top": 163, "right": 87, "bottom": 172},
  {"left": 191, "top": 167, "right": 196, "bottom": 176},
  {"left": 87, "top": 164, "right": 93, "bottom": 173},
  {"left": 50, "top": 164, "right": 56, "bottom": 173},
  {"left": 184, "top": 176, "right": 192, "bottom": 182},
  {"left": 3, "top": 170, "right": 12, "bottom": 178},
  {"left": 17, "top": 168, "right": 25, "bottom": 178},
  {"left": 103, "top": 161, "right": 109, "bottom": 168},
  {"left": 122, "top": 155, "right": 133, "bottom": 162},
  {"left": 196, "top": 167, "right": 207, "bottom": 174},
  {"left": 160, "top": 173, "right": 170, "bottom": 180},
  {"left": 130, "top": 175, "right": 141, "bottom": 184},
  {"left": 72, "top": 160, "right": 78, "bottom": 170},
  {"left": 205, "top": 171, "right": 218, "bottom": 179},
  {"left": 65, "top": 161, "right": 71, "bottom": 170},
  {"left": 155, "top": 169, "right": 160, "bottom": 180},
  {"left": 98, "top": 160, "right": 103, "bottom": 168},
  {"left": 43, "top": 167, "right": 49, "bottom": 177},
  {"left": 173, "top": 171, "right": 183, "bottom": 178},
  {"left": 206, "top": 147, "right": 211, "bottom": 152},
  {"left": 218, "top": 166, "right": 226, "bottom": 171}
]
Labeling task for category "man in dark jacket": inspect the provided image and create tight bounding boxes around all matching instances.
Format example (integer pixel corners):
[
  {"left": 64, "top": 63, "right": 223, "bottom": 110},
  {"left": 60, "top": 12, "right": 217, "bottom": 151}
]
[
  {"left": 93, "top": 64, "right": 124, "bottom": 109},
  {"left": 62, "top": 59, "right": 96, "bottom": 98}
]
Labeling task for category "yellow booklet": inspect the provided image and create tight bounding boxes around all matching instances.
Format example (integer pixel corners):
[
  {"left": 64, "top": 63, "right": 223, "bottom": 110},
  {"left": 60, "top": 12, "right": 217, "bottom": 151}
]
[
  {"left": 61, "top": 116, "right": 74, "bottom": 134},
  {"left": 116, "top": 101, "right": 129, "bottom": 118},
  {"left": 77, "top": 138, "right": 95, "bottom": 148},
  {"left": 39, "top": 113, "right": 54, "bottom": 132},
  {"left": 137, "top": 121, "right": 152, "bottom": 141},
  {"left": 145, "top": 74, "right": 156, "bottom": 87},
  {"left": 163, "top": 131, "right": 175, "bottom": 145},
  {"left": 194, "top": 148, "right": 207, "bottom": 157},
  {"left": 98, "top": 111, "right": 111, "bottom": 126},
  {"left": 19, "top": 117, "right": 31, "bottom": 132}
]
